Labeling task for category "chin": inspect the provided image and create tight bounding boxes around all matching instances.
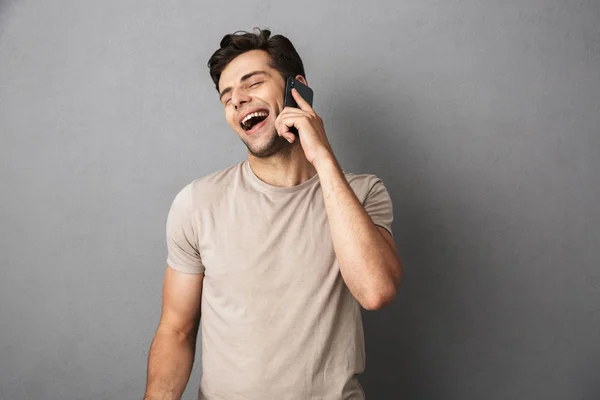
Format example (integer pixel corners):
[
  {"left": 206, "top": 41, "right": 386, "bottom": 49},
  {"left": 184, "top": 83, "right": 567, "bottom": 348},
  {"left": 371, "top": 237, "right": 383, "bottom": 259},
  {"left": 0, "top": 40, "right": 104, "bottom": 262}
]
[{"left": 243, "top": 129, "right": 285, "bottom": 158}]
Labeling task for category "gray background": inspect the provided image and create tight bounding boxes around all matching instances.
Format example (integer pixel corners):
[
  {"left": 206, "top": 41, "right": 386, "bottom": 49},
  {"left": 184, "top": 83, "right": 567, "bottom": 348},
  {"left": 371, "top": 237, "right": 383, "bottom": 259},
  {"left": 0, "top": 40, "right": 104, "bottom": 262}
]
[{"left": 1, "top": 0, "right": 599, "bottom": 399}]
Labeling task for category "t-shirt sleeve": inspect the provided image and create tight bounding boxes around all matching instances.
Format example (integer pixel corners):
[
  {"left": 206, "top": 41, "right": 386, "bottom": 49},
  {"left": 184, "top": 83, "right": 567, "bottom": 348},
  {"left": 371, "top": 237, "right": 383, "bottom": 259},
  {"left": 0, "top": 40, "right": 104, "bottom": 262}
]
[
  {"left": 165, "top": 183, "right": 205, "bottom": 274},
  {"left": 363, "top": 177, "right": 394, "bottom": 237}
]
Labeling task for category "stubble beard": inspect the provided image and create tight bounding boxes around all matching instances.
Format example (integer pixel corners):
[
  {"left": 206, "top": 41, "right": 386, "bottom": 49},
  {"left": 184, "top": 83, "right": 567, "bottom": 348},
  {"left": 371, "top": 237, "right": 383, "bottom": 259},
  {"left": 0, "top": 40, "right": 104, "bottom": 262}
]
[{"left": 242, "top": 124, "right": 287, "bottom": 158}]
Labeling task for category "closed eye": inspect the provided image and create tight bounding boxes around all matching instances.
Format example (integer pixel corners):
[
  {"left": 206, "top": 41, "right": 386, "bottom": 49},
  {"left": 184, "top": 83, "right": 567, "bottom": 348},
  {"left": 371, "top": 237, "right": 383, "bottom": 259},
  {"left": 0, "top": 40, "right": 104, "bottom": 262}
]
[{"left": 250, "top": 81, "right": 263, "bottom": 88}]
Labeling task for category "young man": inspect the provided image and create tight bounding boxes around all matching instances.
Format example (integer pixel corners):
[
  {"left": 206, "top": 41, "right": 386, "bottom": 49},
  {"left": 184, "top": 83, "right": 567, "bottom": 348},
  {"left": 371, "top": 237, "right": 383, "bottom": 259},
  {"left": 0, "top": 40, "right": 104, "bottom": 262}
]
[{"left": 144, "top": 28, "right": 403, "bottom": 400}]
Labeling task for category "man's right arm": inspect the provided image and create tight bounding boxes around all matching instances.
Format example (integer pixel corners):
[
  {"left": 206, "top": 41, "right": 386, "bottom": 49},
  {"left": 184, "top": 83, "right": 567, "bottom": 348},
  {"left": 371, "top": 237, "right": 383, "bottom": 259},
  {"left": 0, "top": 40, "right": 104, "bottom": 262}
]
[{"left": 144, "top": 265, "right": 204, "bottom": 400}]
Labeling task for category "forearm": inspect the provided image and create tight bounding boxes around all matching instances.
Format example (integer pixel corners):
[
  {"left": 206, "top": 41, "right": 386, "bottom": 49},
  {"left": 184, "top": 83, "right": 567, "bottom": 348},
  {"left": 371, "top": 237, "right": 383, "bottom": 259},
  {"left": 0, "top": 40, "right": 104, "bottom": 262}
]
[
  {"left": 315, "top": 156, "right": 401, "bottom": 310},
  {"left": 144, "top": 325, "right": 198, "bottom": 400}
]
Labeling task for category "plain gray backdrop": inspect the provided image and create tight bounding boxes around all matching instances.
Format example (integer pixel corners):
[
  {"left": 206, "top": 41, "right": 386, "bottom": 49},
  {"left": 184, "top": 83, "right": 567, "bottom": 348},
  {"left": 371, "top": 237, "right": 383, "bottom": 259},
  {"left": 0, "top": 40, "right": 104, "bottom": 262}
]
[{"left": 1, "top": 0, "right": 599, "bottom": 399}]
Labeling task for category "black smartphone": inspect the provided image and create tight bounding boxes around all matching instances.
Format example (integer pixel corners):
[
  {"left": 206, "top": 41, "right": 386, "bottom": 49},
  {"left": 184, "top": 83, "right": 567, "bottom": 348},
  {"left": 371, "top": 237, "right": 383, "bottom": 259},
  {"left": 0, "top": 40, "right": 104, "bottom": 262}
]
[{"left": 283, "top": 77, "right": 314, "bottom": 135}]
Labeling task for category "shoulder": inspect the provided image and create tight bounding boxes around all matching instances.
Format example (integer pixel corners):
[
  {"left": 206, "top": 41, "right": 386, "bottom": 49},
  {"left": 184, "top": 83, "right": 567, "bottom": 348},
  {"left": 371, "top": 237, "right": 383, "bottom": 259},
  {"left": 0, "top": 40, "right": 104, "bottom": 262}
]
[
  {"left": 343, "top": 170, "right": 388, "bottom": 202},
  {"left": 173, "top": 161, "right": 245, "bottom": 209}
]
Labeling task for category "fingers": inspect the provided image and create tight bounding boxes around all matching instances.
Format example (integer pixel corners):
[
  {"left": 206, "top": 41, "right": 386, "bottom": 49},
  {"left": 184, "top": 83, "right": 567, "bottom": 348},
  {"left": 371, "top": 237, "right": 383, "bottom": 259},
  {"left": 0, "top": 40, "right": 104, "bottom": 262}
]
[
  {"left": 275, "top": 105, "right": 319, "bottom": 143},
  {"left": 275, "top": 114, "right": 298, "bottom": 143},
  {"left": 291, "top": 88, "right": 313, "bottom": 112},
  {"left": 279, "top": 107, "right": 305, "bottom": 117}
]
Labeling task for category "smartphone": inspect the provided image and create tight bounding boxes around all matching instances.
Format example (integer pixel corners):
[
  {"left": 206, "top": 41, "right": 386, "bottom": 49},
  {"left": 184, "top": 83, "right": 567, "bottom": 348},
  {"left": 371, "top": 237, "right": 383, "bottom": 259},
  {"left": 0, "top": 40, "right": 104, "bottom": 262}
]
[{"left": 283, "top": 77, "right": 314, "bottom": 135}]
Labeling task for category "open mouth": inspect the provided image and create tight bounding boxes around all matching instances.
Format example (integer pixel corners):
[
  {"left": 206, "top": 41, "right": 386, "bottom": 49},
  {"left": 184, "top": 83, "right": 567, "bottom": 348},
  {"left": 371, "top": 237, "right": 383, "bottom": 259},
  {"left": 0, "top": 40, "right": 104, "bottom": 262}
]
[{"left": 240, "top": 110, "right": 269, "bottom": 134}]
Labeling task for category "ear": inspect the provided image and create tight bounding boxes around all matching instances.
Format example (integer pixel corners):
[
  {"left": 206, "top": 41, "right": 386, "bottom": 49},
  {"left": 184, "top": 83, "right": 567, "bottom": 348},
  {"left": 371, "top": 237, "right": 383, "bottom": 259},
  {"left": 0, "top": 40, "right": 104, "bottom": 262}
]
[{"left": 295, "top": 74, "right": 308, "bottom": 86}]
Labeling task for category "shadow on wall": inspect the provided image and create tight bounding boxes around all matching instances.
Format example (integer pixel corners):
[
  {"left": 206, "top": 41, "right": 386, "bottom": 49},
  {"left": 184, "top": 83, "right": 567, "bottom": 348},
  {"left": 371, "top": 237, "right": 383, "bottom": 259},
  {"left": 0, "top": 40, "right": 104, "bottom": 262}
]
[
  {"left": 330, "top": 83, "right": 490, "bottom": 399},
  {"left": 333, "top": 79, "right": 600, "bottom": 399},
  {"left": 331, "top": 84, "right": 440, "bottom": 398}
]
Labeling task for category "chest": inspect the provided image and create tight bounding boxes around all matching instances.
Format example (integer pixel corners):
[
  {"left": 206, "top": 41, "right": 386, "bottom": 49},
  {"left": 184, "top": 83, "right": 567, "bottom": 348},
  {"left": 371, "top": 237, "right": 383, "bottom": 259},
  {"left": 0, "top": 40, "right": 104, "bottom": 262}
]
[{"left": 197, "top": 190, "right": 337, "bottom": 296}]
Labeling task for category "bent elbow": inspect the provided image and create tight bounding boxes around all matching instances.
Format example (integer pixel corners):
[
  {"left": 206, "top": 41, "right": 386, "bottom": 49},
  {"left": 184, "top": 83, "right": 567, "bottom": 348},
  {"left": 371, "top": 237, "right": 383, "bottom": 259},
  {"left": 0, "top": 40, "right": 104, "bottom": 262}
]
[{"left": 362, "top": 285, "right": 397, "bottom": 311}]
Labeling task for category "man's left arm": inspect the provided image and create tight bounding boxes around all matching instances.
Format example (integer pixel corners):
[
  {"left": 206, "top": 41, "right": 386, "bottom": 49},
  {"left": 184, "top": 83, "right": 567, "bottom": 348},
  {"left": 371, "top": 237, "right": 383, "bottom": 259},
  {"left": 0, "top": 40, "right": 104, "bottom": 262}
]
[
  {"left": 315, "top": 157, "right": 403, "bottom": 310},
  {"left": 275, "top": 87, "right": 403, "bottom": 310}
]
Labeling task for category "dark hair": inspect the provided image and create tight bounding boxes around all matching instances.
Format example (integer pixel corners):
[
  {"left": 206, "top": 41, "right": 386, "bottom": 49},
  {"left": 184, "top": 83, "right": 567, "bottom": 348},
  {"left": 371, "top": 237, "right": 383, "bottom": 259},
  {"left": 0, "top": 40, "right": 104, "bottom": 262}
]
[{"left": 207, "top": 28, "right": 306, "bottom": 92}]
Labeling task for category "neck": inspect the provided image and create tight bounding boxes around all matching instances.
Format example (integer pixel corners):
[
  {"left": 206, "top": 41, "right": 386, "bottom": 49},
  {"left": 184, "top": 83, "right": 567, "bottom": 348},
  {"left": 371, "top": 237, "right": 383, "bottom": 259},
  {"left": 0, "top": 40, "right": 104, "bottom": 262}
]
[{"left": 247, "top": 143, "right": 317, "bottom": 188}]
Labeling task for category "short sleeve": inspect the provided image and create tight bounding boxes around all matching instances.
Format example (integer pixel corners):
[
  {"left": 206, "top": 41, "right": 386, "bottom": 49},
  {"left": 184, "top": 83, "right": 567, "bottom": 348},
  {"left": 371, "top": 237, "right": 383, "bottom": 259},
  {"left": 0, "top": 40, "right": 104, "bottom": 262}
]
[
  {"left": 363, "top": 178, "right": 394, "bottom": 237},
  {"left": 165, "top": 184, "right": 205, "bottom": 274}
]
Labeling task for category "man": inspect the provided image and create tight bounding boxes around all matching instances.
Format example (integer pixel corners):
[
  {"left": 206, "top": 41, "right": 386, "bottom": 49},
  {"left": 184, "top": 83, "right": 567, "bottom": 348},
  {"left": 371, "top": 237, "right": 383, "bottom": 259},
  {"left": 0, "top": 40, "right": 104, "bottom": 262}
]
[{"left": 144, "top": 28, "right": 403, "bottom": 400}]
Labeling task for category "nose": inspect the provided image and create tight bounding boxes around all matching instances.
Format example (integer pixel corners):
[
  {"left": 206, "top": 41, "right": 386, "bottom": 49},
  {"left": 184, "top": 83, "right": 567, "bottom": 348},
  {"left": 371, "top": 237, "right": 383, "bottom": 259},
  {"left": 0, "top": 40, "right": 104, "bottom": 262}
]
[{"left": 231, "top": 87, "right": 251, "bottom": 110}]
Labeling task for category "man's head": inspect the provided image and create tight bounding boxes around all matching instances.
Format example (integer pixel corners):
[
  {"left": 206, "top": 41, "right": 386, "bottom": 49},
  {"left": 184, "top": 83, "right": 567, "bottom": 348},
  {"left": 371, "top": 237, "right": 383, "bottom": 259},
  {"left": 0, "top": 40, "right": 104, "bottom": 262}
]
[{"left": 207, "top": 28, "right": 307, "bottom": 158}]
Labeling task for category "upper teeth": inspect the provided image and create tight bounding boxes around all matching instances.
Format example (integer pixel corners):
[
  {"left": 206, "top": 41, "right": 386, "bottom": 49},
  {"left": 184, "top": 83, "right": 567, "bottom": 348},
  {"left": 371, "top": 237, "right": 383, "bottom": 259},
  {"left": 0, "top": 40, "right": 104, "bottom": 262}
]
[{"left": 242, "top": 111, "right": 268, "bottom": 124}]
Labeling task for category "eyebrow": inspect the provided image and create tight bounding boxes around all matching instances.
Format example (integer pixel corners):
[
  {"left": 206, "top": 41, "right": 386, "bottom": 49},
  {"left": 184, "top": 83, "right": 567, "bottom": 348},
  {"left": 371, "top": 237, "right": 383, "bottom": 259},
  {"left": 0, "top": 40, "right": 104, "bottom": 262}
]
[{"left": 219, "top": 70, "right": 269, "bottom": 101}]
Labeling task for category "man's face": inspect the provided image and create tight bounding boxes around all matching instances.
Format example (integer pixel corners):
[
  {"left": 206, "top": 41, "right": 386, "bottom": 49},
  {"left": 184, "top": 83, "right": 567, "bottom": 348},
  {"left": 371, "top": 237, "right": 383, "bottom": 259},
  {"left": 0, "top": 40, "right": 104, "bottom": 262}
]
[{"left": 218, "top": 50, "right": 288, "bottom": 158}]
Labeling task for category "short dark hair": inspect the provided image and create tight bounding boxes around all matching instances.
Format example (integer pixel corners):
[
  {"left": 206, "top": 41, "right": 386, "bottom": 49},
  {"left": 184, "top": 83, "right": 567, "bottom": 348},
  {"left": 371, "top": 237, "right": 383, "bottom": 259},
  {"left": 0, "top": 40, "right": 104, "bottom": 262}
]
[{"left": 207, "top": 28, "right": 306, "bottom": 92}]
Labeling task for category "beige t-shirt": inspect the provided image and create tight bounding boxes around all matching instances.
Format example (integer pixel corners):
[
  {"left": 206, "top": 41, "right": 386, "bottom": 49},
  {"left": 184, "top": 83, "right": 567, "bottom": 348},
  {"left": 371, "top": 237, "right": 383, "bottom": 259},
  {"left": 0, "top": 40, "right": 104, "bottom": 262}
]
[{"left": 166, "top": 160, "right": 394, "bottom": 400}]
